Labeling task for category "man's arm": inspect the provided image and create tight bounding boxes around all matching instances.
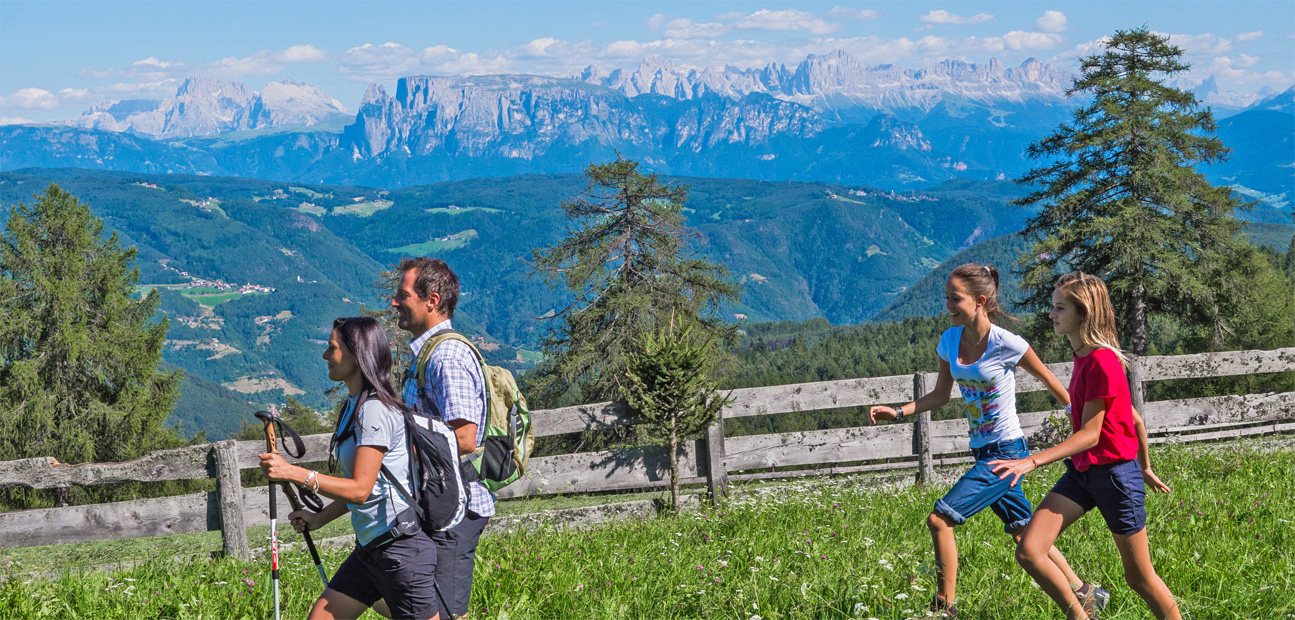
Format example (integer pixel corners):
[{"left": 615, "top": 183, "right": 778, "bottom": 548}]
[{"left": 447, "top": 420, "right": 478, "bottom": 455}]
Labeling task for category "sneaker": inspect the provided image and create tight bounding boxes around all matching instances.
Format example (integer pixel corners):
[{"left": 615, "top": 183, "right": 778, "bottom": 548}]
[
  {"left": 930, "top": 594, "right": 959, "bottom": 619},
  {"left": 1075, "top": 582, "right": 1110, "bottom": 617}
]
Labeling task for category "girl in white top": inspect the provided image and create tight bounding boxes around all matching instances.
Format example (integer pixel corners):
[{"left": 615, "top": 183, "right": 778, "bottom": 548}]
[{"left": 869, "top": 264, "right": 1106, "bottom": 619}]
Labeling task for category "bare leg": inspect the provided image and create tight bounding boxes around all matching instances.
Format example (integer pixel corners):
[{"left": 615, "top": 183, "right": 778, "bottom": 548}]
[
  {"left": 1015, "top": 494, "right": 1089, "bottom": 620},
  {"left": 1011, "top": 530, "right": 1084, "bottom": 590},
  {"left": 308, "top": 589, "right": 371, "bottom": 620},
  {"left": 1112, "top": 529, "right": 1181, "bottom": 620},
  {"left": 928, "top": 512, "right": 959, "bottom": 603}
]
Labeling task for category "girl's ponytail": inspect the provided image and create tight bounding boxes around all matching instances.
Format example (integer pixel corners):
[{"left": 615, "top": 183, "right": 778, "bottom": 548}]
[{"left": 949, "top": 263, "right": 1015, "bottom": 324}]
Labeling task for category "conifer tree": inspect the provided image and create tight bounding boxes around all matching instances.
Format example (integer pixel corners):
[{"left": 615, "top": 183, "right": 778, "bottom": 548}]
[
  {"left": 1015, "top": 27, "right": 1249, "bottom": 355},
  {"left": 621, "top": 317, "right": 731, "bottom": 510},
  {"left": 529, "top": 156, "right": 740, "bottom": 406},
  {"left": 0, "top": 185, "right": 187, "bottom": 506}
]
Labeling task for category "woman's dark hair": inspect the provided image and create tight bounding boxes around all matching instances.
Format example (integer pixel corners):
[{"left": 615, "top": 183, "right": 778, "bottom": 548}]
[
  {"left": 948, "top": 263, "right": 1016, "bottom": 324},
  {"left": 332, "top": 316, "right": 406, "bottom": 414}
]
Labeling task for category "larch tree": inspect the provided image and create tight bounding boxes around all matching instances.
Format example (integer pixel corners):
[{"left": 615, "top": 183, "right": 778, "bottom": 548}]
[
  {"left": 621, "top": 318, "right": 731, "bottom": 511},
  {"left": 1014, "top": 26, "right": 1256, "bottom": 356},
  {"left": 0, "top": 185, "right": 187, "bottom": 507},
  {"left": 528, "top": 156, "right": 740, "bottom": 407}
]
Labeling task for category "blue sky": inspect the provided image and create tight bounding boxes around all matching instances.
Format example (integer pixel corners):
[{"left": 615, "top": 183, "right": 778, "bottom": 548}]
[{"left": 2, "top": 1, "right": 1292, "bottom": 123}]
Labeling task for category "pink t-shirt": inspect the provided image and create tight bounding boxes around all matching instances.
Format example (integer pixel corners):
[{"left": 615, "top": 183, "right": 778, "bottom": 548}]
[{"left": 1069, "top": 348, "right": 1139, "bottom": 471}]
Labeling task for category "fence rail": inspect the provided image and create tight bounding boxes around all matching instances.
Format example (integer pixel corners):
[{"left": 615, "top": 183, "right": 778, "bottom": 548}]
[{"left": 2, "top": 347, "right": 1292, "bottom": 559}]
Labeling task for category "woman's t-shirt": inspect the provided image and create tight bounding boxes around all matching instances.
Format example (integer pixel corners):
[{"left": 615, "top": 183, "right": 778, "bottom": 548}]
[
  {"left": 333, "top": 394, "right": 413, "bottom": 546},
  {"left": 937, "top": 325, "right": 1030, "bottom": 448},
  {"left": 1068, "top": 348, "right": 1139, "bottom": 471}
]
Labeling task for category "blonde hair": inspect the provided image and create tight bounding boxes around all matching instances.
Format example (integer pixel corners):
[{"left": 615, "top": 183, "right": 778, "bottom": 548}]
[
  {"left": 948, "top": 263, "right": 1015, "bottom": 324},
  {"left": 1054, "top": 271, "right": 1128, "bottom": 365}
]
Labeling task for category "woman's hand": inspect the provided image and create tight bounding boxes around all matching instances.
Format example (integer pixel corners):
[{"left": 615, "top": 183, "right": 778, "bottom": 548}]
[
  {"left": 259, "top": 452, "right": 298, "bottom": 484},
  {"left": 288, "top": 509, "right": 325, "bottom": 534},
  {"left": 868, "top": 406, "right": 900, "bottom": 424},
  {"left": 989, "top": 457, "right": 1037, "bottom": 487},
  {"left": 1143, "top": 467, "right": 1172, "bottom": 493}
]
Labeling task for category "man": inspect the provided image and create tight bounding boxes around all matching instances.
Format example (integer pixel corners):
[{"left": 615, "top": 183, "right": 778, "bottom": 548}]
[{"left": 392, "top": 257, "right": 491, "bottom": 619}]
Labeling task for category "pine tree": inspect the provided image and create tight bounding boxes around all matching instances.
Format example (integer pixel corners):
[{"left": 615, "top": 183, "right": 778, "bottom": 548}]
[
  {"left": 528, "top": 156, "right": 740, "bottom": 406},
  {"left": 621, "top": 317, "right": 731, "bottom": 510},
  {"left": 0, "top": 185, "right": 187, "bottom": 507},
  {"left": 1015, "top": 27, "right": 1248, "bottom": 355}
]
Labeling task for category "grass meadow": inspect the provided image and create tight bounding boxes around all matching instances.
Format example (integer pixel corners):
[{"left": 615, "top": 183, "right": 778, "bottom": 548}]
[{"left": 1, "top": 438, "right": 1292, "bottom": 619}]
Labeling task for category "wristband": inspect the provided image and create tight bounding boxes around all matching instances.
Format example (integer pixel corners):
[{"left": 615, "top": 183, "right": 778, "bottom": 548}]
[
  {"left": 1030, "top": 456, "right": 1038, "bottom": 468},
  {"left": 1062, "top": 404, "right": 1072, "bottom": 415},
  {"left": 305, "top": 470, "right": 319, "bottom": 493},
  {"left": 895, "top": 406, "right": 906, "bottom": 420}
]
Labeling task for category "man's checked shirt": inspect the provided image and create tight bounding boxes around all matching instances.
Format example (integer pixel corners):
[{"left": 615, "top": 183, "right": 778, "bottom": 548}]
[{"left": 405, "top": 319, "right": 494, "bottom": 517}]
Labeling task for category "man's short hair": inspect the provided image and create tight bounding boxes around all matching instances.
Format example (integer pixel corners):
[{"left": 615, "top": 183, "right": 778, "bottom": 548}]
[{"left": 397, "top": 257, "right": 459, "bottom": 318}]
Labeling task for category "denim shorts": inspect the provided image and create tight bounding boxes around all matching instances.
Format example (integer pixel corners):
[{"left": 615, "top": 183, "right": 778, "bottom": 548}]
[
  {"left": 330, "top": 530, "right": 439, "bottom": 619},
  {"left": 933, "top": 437, "right": 1034, "bottom": 533},
  {"left": 1050, "top": 458, "right": 1147, "bottom": 535}
]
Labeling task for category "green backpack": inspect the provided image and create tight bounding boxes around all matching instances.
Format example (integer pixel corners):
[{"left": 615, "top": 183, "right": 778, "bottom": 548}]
[{"left": 415, "top": 330, "right": 534, "bottom": 492}]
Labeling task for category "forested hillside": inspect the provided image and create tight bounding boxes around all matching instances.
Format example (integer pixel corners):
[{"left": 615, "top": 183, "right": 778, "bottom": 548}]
[{"left": 2, "top": 168, "right": 1288, "bottom": 439}]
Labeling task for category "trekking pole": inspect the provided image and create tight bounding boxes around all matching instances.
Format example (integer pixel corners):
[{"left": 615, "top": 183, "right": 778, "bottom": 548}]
[
  {"left": 256, "top": 411, "right": 282, "bottom": 620},
  {"left": 256, "top": 410, "right": 330, "bottom": 588},
  {"left": 277, "top": 478, "right": 329, "bottom": 585}
]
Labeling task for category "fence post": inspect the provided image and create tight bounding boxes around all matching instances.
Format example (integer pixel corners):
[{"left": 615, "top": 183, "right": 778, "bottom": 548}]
[
  {"left": 1127, "top": 355, "right": 1146, "bottom": 411},
  {"left": 913, "top": 373, "right": 934, "bottom": 485},
  {"left": 214, "top": 440, "right": 249, "bottom": 560},
  {"left": 705, "top": 410, "right": 729, "bottom": 502}
]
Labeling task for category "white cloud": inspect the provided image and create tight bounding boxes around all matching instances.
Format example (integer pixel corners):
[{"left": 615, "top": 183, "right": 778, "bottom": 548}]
[
  {"left": 1235, "top": 30, "right": 1264, "bottom": 44},
  {"left": 132, "top": 57, "right": 176, "bottom": 69},
  {"left": 1208, "top": 56, "right": 1293, "bottom": 86},
  {"left": 0, "top": 116, "right": 35, "bottom": 125},
  {"left": 337, "top": 42, "right": 510, "bottom": 81},
  {"left": 733, "top": 9, "right": 839, "bottom": 35},
  {"left": 996, "top": 31, "right": 1066, "bottom": 51},
  {"left": 76, "top": 45, "right": 327, "bottom": 83},
  {"left": 1158, "top": 31, "right": 1233, "bottom": 55},
  {"left": 1035, "top": 11, "right": 1068, "bottom": 33},
  {"left": 520, "top": 38, "right": 562, "bottom": 57},
  {"left": 2, "top": 88, "right": 59, "bottom": 109},
  {"left": 828, "top": 7, "right": 882, "bottom": 21},
  {"left": 647, "top": 15, "right": 729, "bottom": 39},
  {"left": 921, "top": 10, "right": 993, "bottom": 26}
]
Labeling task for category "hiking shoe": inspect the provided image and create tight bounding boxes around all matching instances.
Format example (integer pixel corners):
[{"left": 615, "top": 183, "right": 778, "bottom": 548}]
[
  {"left": 1075, "top": 582, "right": 1110, "bottom": 616},
  {"left": 930, "top": 594, "right": 959, "bottom": 619}
]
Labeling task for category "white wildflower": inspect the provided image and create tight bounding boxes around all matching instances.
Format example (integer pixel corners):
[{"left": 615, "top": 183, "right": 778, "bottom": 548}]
[{"left": 894, "top": 592, "right": 908, "bottom": 600}]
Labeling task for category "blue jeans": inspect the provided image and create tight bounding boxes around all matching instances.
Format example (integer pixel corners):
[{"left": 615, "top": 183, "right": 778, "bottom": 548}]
[{"left": 933, "top": 437, "right": 1034, "bottom": 533}]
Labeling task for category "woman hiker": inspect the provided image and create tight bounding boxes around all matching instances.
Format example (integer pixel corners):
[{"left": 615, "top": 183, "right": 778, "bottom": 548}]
[{"left": 261, "top": 317, "right": 441, "bottom": 620}]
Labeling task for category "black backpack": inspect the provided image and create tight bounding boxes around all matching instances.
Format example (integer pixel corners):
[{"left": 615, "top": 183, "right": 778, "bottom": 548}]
[{"left": 333, "top": 392, "right": 467, "bottom": 534}]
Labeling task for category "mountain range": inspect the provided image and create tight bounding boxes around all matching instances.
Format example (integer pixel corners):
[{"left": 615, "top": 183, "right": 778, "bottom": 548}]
[
  {"left": 5, "top": 51, "right": 1289, "bottom": 202},
  {"left": 57, "top": 76, "right": 348, "bottom": 138}
]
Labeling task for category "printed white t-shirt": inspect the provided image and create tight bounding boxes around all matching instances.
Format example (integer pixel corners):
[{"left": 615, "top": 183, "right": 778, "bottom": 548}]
[{"left": 936, "top": 325, "right": 1030, "bottom": 448}]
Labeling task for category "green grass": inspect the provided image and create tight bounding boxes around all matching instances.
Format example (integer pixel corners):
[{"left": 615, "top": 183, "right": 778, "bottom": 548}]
[
  {"left": 296, "top": 204, "right": 327, "bottom": 216},
  {"left": 2, "top": 440, "right": 1292, "bottom": 619},
  {"left": 425, "top": 206, "right": 502, "bottom": 215},
  {"left": 385, "top": 230, "right": 479, "bottom": 255},
  {"left": 517, "top": 349, "right": 545, "bottom": 364},
  {"left": 331, "top": 200, "right": 394, "bottom": 217},
  {"left": 134, "top": 285, "right": 262, "bottom": 306},
  {"left": 288, "top": 187, "right": 329, "bottom": 200}
]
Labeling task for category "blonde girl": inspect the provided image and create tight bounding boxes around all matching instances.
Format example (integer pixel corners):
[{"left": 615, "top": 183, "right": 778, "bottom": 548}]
[
  {"left": 991, "top": 272, "right": 1176, "bottom": 620},
  {"left": 870, "top": 264, "right": 1106, "bottom": 619}
]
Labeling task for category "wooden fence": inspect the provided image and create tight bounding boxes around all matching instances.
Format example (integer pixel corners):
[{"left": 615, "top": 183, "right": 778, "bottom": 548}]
[{"left": 2, "top": 347, "right": 1292, "bottom": 561}]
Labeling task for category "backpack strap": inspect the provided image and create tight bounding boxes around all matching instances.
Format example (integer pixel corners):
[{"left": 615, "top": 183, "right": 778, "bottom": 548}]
[
  {"left": 328, "top": 390, "right": 376, "bottom": 472},
  {"left": 413, "top": 329, "right": 492, "bottom": 457}
]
